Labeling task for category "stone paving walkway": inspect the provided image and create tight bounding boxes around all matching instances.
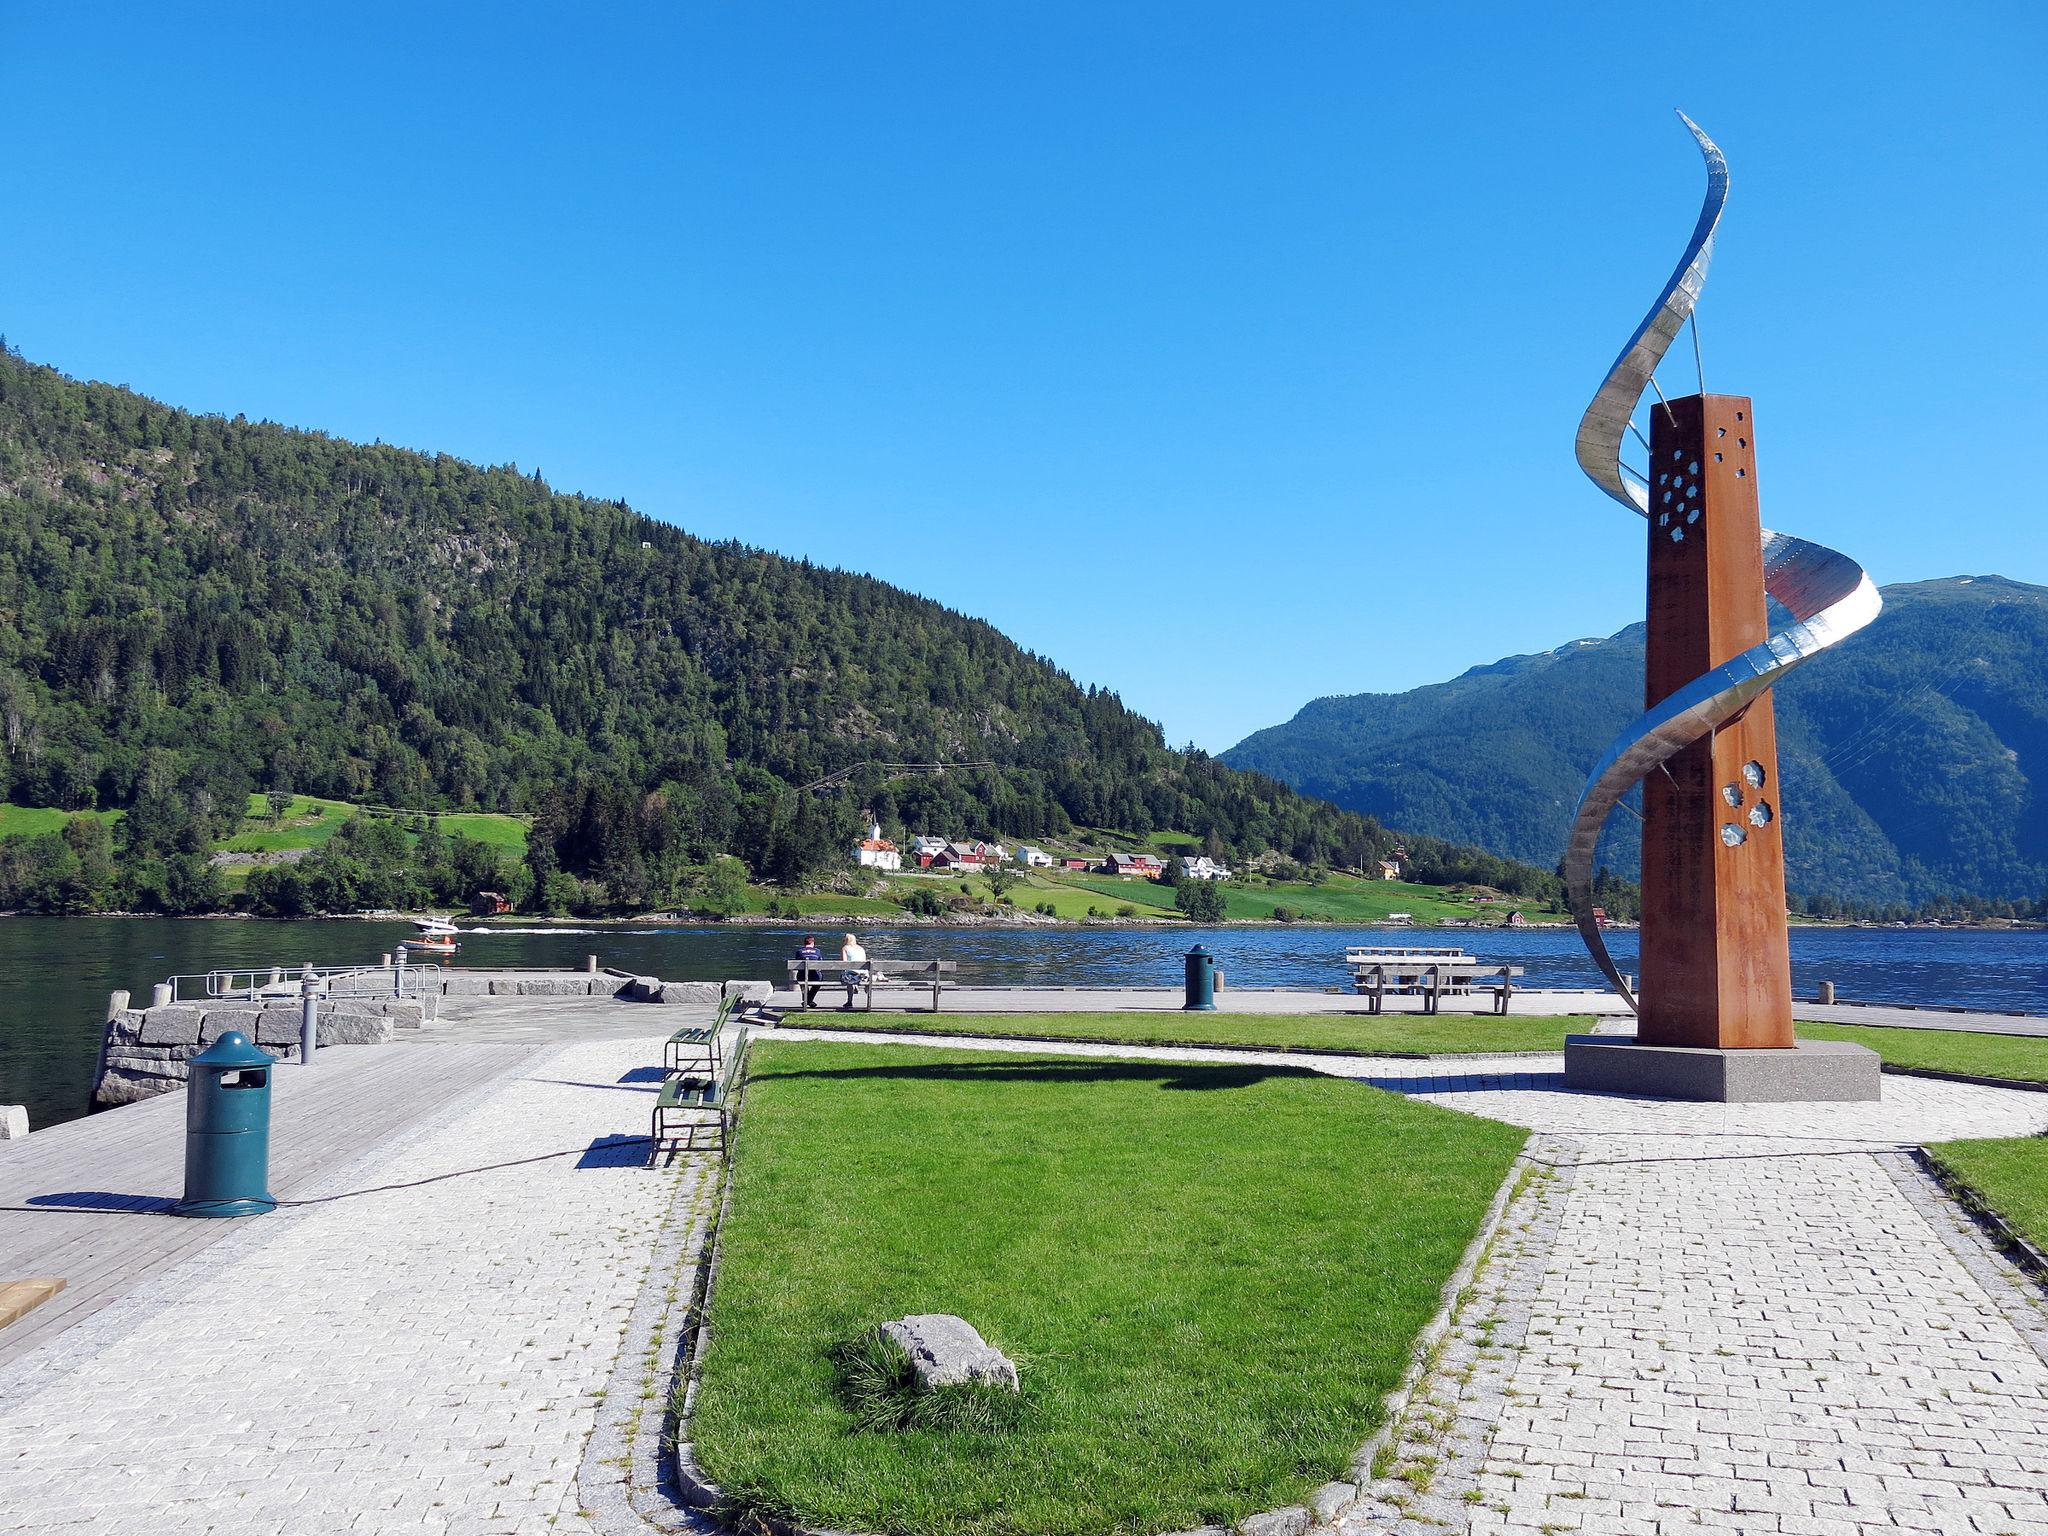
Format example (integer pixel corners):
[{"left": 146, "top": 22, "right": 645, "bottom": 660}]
[
  {"left": 0, "top": 1033, "right": 694, "bottom": 1536},
  {"left": 1341, "top": 1078, "right": 2048, "bottom": 1536}
]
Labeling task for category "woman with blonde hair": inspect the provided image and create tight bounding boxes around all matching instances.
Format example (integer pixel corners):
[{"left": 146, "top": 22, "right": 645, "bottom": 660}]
[{"left": 837, "top": 932, "right": 869, "bottom": 1010}]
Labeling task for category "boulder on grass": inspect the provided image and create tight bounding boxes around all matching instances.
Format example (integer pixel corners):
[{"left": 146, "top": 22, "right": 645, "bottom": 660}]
[{"left": 878, "top": 1314, "right": 1019, "bottom": 1393}]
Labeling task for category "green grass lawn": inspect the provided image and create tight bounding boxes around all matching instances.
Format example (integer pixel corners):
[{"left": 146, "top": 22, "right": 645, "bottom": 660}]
[
  {"left": 796, "top": 1009, "right": 1593, "bottom": 1057},
  {"left": 1035, "top": 873, "right": 1182, "bottom": 916},
  {"left": 223, "top": 793, "right": 529, "bottom": 856},
  {"left": 1796, "top": 1021, "right": 2048, "bottom": 1084},
  {"left": 0, "top": 804, "right": 122, "bottom": 838},
  {"left": 431, "top": 811, "right": 529, "bottom": 854},
  {"left": 693, "top": 1041, "right": 1527, "bottom": 1536},
  {"left": 1923, "top": 1137, "right": 2048, "bottom": 1254}
]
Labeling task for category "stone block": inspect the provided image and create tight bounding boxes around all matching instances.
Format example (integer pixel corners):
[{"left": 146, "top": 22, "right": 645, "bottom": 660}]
[
  {"left": 1562, "top": 1035, "right": 1882, "bottom": 1103},
  {"left": 439, "top": 972, "right": 492, "bottom": 996},
  {"left": 252, "top": 1011, "right": 301, "bottom": 1047},
  {"left": 654, "top": 980, "right": 721, "bottom": 1007},
  {"left": 1237, "top": 1508, "right": 1311, "bottom": 1536},
  {"left": 137, "top": 1006, "right": 206, "bottom": 1046},
  {"left": 516, "top": 977, "right": 593, "bottom": 997},
  {"left": 94, "top": 1065, "right": 172, "bottom": 1108},
  {"left": 1308, "top": 1481, "right": 1358, "bottom": 1524},
  {"left": 0, "top": 1105, "right": 28, "bottom": 1139},
  {"left": 878, "top": 1314, "right": 1019, "bottom": 1392},
  {"left": 316, "top": 1011, "right": 393, "bottom": 1047},
  {"left": 199, "top": 1007, "right": 268, "bottom": 1043},
  {"left": 726, "top": 979, "right": 774, "bottom": 1004}
]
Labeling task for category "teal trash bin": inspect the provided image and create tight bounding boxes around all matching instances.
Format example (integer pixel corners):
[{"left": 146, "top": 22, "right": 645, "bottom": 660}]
[
  {"left": 176, "top": 1031, "right": 279, "bottom": 1218},
  {"left": 1183, "top": 945, "right": 1217, "bottom": 1011}
]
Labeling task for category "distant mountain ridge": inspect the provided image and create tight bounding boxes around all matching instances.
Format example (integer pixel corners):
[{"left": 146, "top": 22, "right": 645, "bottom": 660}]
[{"left": 1222, "top": 576, "right": 2048, "bottom": 905}]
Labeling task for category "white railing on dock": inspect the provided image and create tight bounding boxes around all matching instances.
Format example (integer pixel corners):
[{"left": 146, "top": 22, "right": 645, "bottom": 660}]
[{"left": 158, "top": 961, "right": 444, "bottom": 1006}]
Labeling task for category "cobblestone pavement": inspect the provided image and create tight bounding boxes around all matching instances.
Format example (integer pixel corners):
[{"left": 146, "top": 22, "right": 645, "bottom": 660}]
[
  {"left": 0, "top": 1034, "right": 694, "bottom": 1536},
  {"left": 1343, "top": 1078, "right": 2048, "bottom": 1536}
]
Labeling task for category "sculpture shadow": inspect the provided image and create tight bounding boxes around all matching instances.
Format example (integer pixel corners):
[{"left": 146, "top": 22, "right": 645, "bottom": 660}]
[{"left": 1360, "top": 1069, "right": 1572, "bottom": 1097}]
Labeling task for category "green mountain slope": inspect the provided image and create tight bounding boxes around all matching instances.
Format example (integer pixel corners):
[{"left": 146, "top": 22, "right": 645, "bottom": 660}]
[
  {"left": 0, "top": 345, "right": 1429, "bottom": 901},
  {"left": 1223, "top": 576, "right": 2048, "bottom": 906}
]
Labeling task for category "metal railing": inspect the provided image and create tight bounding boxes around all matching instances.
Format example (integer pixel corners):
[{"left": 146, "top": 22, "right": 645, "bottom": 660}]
[{"left": 158, "top": 959, "right": 445, "bottom": 1006}]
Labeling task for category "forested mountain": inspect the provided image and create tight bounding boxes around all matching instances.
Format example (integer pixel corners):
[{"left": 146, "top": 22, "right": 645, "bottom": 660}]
[
  {"left": 1223, "top": 576, "right": 2048, "bottom": 908},
  {"left": 0, "top": 344, "right": 1557, "bottom": 912}
]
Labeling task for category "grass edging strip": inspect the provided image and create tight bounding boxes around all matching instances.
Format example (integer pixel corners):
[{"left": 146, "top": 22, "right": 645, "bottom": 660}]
[
  {"left": 668, "top": 1062, "right": 1539, "bottom": 1536},
  {"left": 1880, "top": 1064, "right": 2048, "bottom": 1094},
  {"left": 1913, "top": 1146, "right": 2048, "bottom": 1290},
  {"left": 779, "top": 1016, "right": 1569, "bottom": 1062}
]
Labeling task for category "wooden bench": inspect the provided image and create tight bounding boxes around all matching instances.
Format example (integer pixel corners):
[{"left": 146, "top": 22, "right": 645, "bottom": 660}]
[
  {"left": 786, "top": 959, "right": 956, "bottom": 1013},
  {"left": 651, "top": 1018, "right": 752, "bottom": 1161},
  {"left": 1352, "top": 960, "right": 1525, "bottom": 1015}
]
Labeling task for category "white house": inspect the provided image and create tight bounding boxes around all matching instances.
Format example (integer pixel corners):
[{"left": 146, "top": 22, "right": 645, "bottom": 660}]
[
  {"left": 854, "top": 822, "right": 901, "bottom": 871},
  {"left": 1015, "top": 845, "right": 1055, "bottom": 868},
  {"left": 1180, "top": 856, "right": 1232, "bottom": 881}
]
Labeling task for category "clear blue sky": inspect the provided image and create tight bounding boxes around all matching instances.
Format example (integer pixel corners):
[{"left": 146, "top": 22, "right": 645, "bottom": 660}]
[{"left": 3, "top": 5, "right": 2041, "bottom": 751}]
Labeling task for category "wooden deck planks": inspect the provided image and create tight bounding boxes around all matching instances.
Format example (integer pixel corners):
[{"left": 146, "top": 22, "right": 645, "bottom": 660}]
[{"left": 0, "top": 1037, "right": 547, "bottom": 1368}]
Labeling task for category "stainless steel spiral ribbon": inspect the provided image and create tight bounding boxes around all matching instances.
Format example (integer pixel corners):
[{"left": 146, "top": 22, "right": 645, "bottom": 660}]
[{"left": 1564, "top": 113, "right": 1883, "bottom": 1010}]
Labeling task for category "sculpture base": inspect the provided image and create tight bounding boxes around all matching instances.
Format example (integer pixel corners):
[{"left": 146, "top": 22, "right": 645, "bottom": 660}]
[{"left": 1563, "top": 1035, "right": 1881, "bottom": 1103}]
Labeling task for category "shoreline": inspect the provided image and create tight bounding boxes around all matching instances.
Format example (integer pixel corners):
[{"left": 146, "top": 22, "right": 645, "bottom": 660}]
[{"left": 0, "top": 909, "right": 2037, "bottom": 934}]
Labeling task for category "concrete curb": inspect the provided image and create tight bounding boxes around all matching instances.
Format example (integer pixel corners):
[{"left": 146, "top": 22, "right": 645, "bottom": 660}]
[
  {"left": 1911, "top": 1146, "right": 2048, "bottom": 1288},
  {"left": 666, "top": 1037, "right": 1541, "bottom": 1536},
  {"left": 1332, "top": 1148, "right": 1536, "bottom": 1505}
]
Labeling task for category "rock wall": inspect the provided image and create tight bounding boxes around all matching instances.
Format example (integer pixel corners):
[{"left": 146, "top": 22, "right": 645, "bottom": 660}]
[
  {"left": 93, "top": 997, "right": 424, "bottom": 1109},
  {"left": 91, "top": 970, "right": 776, "bottom": 1110},
  {"left": 424, "top": 970, "right": 772, "bottom": 1006}
]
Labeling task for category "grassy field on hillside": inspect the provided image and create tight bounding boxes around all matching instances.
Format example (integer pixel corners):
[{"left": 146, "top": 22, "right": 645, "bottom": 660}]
[
  {"left": 222, "top": 794, "right": 529, "bottom": 857},
  {"left": 692, "top": 1041, "right": 1527, "bottom": 1536},
  {"left": 0, "top": 805, "right": 123, "bottom": 838}
]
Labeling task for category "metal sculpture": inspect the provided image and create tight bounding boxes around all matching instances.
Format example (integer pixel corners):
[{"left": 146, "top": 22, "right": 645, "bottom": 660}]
[{"left": 1564, "top": 114, "right": 1881, "bottom": 1042}]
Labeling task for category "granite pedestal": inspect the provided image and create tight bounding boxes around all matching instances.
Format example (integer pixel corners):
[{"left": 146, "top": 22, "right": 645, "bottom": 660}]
[{"left": 1564, "top": 1034, "right": 1882, "bottom": 1103}]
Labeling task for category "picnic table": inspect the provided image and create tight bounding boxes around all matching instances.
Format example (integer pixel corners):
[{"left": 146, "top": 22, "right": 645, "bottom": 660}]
[
  {"left": 1345, "top": 948, "right": 1526, "bottom": 1015},
  {"left": 786, "top": 958, "right": 956, "bottom": 1013}
]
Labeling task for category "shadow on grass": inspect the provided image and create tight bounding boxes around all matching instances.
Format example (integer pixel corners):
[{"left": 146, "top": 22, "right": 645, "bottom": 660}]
[{"left": 753, "top": 1057, "right": 1323, "bottom": 1093}]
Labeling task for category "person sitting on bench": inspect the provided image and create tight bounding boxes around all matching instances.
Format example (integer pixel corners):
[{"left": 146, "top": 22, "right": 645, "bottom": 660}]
[
  {"left": 838, "top": 932, "right": 869, "bottom": 1010},
  {"left": 793, "top": 934, "right": 823, "bottom": 1007}
]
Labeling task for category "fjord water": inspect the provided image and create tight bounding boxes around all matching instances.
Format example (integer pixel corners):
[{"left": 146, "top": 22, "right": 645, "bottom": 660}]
[{"left": 2, "top": 917, "right": 2042, "bottom": 1134}]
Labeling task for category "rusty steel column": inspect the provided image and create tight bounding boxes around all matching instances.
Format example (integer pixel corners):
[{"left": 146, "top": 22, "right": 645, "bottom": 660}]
[{"left": 1637, "top": 393, "right": 1794, "bottom": 1049}]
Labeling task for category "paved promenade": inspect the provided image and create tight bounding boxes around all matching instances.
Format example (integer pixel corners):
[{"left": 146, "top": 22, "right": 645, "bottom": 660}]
[
  {"left": 1338, "top": 1080, "right": 2048, "bottom": 1535},
  {"left": 4, "top": 995, "right": 2045, "bottom": 1535},
  {"left": 0, "top": 1030, "right": 695, "bottom": 1536}
]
